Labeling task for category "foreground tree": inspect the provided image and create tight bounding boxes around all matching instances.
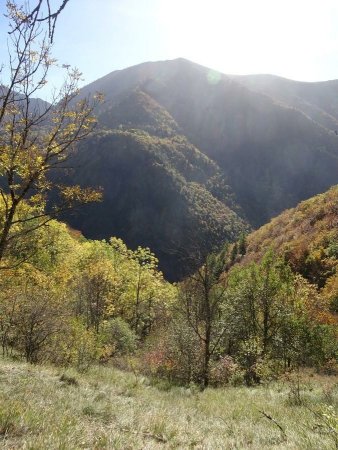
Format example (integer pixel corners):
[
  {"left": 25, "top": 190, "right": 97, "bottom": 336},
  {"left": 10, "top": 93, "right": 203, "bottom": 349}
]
[
  {"left": 226, "top": 253, "right": 293, "bottom": 350},
  {"left": 0, "top": 1, "right": 101, "bottom": 267},
  {"left": 6, "top": 1, "right": 71, "bottom": 43},
  {"left": 177, "top": 251, "right": 228, "bottom": 387}
]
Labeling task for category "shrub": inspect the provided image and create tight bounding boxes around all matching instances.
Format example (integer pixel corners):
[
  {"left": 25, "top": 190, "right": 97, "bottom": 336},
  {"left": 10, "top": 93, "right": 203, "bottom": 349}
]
[
  {"left": 229, "top": 370, "right": 246, "bottom": 386},
  {"left": 139, "top": 321, "right": 203, "bottom": 384},
  {"left": 253, "top": 358, "right": 283, "bottom": 382},
  {"left": 318, "top": 358, "right": 338, "bottom": 376},
  {"left": 51, "top": 319, "right": 102, "bottom": 372},
  {"left": 209, "top": 356, "right": 239, "bottom": 386},
  {"left": 103, "top": 318, "right": 137, "bottom": 356},
  {"left": 237, "top": 338, "right": 263, "bottom": 386}
]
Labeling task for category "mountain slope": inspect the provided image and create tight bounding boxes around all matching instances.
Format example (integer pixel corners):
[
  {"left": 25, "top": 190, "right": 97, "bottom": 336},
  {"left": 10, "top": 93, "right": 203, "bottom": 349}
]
[
  {"left": 242, "top": 186, "right": 338, "bottom": 299},
  {"left": 134, "top": 60, "right": 338, "bottom": 226},
  {"left": 233, "top": 74, "right": 338, "bottom": 132},
  {"left": 64, "top": 126, "right": 247, "bottom": 280},
  {"left": 62, "top": 59, "right": 338, "bottom": 278},
  {"left": 79, "top": 58, "right": 338, "bottom": 226}
]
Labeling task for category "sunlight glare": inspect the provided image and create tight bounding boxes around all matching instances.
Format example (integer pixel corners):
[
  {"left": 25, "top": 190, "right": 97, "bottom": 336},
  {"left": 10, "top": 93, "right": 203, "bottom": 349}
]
[{"left": 156, "top": 0, "right": 338, "bottom": 79}]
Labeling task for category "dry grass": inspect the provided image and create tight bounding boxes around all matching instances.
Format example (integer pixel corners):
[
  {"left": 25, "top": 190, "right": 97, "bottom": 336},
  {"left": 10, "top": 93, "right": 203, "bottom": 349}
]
[{"left": 0, "top": 357, "right": 337, "bottom": 449}]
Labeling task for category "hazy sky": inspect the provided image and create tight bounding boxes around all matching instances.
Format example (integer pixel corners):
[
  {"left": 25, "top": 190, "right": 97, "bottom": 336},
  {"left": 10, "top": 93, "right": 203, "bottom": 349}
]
[{"left": 1, "top": 0, "right": 338, "bottom": 93}]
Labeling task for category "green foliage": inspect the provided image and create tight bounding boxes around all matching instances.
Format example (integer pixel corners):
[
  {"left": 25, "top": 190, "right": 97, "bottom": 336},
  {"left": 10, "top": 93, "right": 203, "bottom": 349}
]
[
  {"left": 238, "top": 232, "right": 247, "bottom": 256},
  {"left": 150, "top": 249, "right": 336, "bottom": 387},
  {"left": 0, "top": 198, "right": 174, "bottom": 370},
  {"left": 55, "top": 319, "right": 102, "bottom": 372},
  {"left": 226, "top": 252, "right": 294, "bottom": 356},
  {"left": 0, "top": 191, "right": 336, "bottom": 390},
  {"left": 103, "top": 318, "right": 137, "bottom": 356}
]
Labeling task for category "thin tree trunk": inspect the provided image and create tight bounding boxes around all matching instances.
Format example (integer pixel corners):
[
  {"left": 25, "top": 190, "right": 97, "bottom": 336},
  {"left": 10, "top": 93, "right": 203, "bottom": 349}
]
[
  {"left": 203, "top": 325, "right": 211, "bottom": 388},
  {"left": 0, "top": 203, "right": 17, "bottom": 263}
]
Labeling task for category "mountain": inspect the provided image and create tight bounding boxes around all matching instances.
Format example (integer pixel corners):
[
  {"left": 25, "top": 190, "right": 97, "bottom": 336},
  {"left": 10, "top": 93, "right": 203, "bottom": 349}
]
[
  {"left": 61, "top": 58, "right": 338, "bottom": 279},
  {"left": 61, "top": 89, "right": 247, "bottom": 280},
  {"left": 78, "top": 59, "right": 338, "bottom": 223},
  {"left": 232, "top": 74, "right": 338, "bottom": 132},
  {"left": 0, "top": 85, "right": 50, "bottom": 113}
]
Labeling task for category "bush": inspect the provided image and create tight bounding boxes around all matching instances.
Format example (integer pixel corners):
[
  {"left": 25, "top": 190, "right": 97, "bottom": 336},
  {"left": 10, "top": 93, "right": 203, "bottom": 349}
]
[
  {"left": 103, "top": 318, "right": 137, "bottom": 356},
  {"left": 237, "top": 338, "right": 263, "bottom": 386},
  {"left": 318, "top": 358, "right": 338, "bottom": 376},
  {"left": 51, "top": 319, "right": 102, "bottom": 372},
  {"left": 139, "top": 321, "right": 203, "bottom": 384},
  {"left": 253, "top": 358, "right": 283, "bottom": 382},
  {"left": 209, "top": 356, "right": 239, "bottom": 386},
  {"left": 229, "top": 370, "right": 246, "bottom": 386}
]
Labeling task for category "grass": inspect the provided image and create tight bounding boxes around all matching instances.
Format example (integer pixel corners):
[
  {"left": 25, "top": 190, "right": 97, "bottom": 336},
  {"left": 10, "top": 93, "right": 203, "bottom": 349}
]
[{"left": 0, "top": 357, "right": 337, "bottom": 449}]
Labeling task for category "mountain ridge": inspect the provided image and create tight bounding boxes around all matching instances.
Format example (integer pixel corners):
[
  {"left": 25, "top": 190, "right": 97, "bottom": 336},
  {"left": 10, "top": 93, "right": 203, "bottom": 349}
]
[{"left": 60, "top": 58, "right": 338, "bottom": 279}]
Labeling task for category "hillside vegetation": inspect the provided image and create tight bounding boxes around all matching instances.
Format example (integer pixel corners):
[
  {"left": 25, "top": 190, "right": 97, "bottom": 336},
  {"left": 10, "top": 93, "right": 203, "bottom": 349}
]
[
  {"left": 243, "top": 185, "right": 338, "bottom": 306},
  {"left": 0, "top": 130, "right": 337, "bottom": 450},
  {"left": 1, "top": 191, "right": 336, "bottom": 391},
  {"left": 1, "top": 4, "right": 337, "bottom": 449}
]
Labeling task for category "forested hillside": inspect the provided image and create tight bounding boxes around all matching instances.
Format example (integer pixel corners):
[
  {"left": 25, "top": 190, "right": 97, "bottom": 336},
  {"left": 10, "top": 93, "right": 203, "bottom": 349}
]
[
  {"left": 0, "top": 206, "right": 175, "bottom": 366},
  {"left": 60, "top": 58, "right": 338, "bottom": 279},
  {"left": 240, "top": 185, "right": 338, "bottom": 310},
  {"left": 60, "top": 80, "right": 250, "bottom": 279}
]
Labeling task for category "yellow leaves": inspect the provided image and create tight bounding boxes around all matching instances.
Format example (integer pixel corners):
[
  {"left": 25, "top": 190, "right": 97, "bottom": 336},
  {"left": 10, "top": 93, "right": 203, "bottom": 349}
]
[
  {"left": 74, "top": 237, "right": 175, "bottom": 329},
  {"left": 93, "top": 92, "right": 104, "bottom": 103},
  {"left": 0, "top": 193, "right": 177, "bottom": 364},
  {"left": 60, "top": 185, "right": 103, "bottom": 204},
  {"left": 27, "top": 193, "right": 46, "bottom": 209},
  {"left": 6, "top": 2, "right": 27, "bottom": 23},
  {"left": 68, "top": 68, "right": 83, "bottom": 82},
  {"left": 64, "top": 110, "right": 78, "bottom": 119},
  {"left": 109, "top": 237, "right": 129, "bottom": 255},
  {"left": 293, "top": 274, "right": 336, "bottom": 325},
  {"left": 105, "top": 304, "right": 115, "bottom": 316}
]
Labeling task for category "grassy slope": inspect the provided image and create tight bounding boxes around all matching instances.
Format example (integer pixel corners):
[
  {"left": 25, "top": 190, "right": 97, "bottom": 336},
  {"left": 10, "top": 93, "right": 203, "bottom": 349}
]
[{"left": 0, "top": 357, "right": 337, "bottom": 449}]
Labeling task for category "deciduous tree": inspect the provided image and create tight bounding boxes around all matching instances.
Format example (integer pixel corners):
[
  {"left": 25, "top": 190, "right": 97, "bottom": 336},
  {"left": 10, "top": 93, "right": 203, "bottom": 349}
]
[
  {"left": 0, "top": 1, "right": 101, "bottom": 267},
  {"left": 177, "top": 251, "right": 228, "bottom": 387}
]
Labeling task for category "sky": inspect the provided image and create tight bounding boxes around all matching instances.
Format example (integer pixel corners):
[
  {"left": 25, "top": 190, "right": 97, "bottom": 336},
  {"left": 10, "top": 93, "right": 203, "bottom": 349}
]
[{"left": 1, "top": 0, "right": 338, "bottom": 95}]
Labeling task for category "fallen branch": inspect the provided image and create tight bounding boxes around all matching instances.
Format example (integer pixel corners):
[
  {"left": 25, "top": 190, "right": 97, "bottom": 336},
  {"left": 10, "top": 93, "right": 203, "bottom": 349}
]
[{"left": 258, "top": 410, "right": 287, "bottom": 441}]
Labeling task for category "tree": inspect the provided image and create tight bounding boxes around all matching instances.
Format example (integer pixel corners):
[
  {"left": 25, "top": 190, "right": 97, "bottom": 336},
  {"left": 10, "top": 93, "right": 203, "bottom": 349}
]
[
  {"left": 226, "top": 252, "right": 293, "bottom": 355},
  {"left": 177, "top": 251, "right": 228, "bottom": 387},
  {"left": 0, "top": 1, "right": 102, "bottom": 267},
  {"left": 75, "top": 241, "right": 115, "bottom": 333},
  {"left": 238, "top": 232, "right": 247, "bottom": 256},
  {"left": 0, "top": 263, "right": 71, "bottom": 363},
  {"left": 130, "top": 246, "right": 165, "bottom": 337},
  {"left": 6, "top": 1, "right": 71, "bottom": 43}
]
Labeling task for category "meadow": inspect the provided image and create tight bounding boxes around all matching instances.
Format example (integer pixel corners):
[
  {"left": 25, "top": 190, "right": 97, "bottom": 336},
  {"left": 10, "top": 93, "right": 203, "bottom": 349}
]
[{"left": 0, "top": 356, "right": 337, "bottom": 449}]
